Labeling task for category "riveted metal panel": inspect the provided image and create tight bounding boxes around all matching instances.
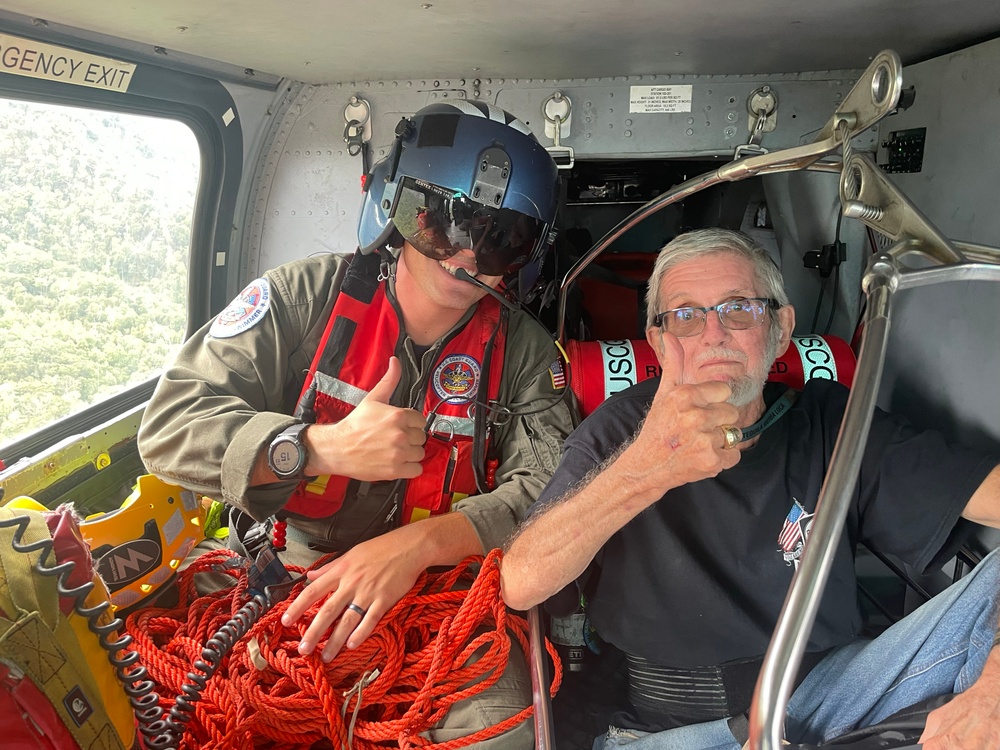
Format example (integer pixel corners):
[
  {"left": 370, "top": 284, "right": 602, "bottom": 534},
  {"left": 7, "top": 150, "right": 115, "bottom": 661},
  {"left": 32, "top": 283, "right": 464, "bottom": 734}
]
[
  {"left": 247, "top": 71, "right": 871, "bottom": 271},
  {"left": 871, "top": 38, "right": 1000, "bottom": 471}
]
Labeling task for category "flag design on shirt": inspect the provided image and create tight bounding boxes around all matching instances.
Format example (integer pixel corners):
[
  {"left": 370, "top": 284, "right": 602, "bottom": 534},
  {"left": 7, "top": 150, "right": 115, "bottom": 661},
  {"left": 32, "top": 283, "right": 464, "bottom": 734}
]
[
  {"left": 778, "top": 499, "right": 815, "bottom": 568},
  {"left": 778, "top": 500, "right": 805, "bottom": 552}
]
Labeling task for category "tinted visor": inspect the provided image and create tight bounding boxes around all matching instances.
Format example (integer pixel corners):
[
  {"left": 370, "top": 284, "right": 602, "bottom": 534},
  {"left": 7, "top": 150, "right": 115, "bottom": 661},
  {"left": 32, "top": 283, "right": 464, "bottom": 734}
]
[{"left": 391, "top": 177, "right": 545, "bottom": 276}]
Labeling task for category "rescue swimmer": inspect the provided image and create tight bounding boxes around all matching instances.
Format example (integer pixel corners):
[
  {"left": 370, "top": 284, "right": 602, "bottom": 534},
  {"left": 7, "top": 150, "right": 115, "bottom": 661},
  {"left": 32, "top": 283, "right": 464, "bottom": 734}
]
[{"left": 137, "top": 101, "right": 578, "bottom": 747}]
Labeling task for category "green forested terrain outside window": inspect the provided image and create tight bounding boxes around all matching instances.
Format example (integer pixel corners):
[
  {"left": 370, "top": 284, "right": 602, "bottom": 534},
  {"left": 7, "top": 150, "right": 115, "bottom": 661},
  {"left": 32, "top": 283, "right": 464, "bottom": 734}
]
[{"left": 0, "top": 98, "right": 199, "bottom": 447}]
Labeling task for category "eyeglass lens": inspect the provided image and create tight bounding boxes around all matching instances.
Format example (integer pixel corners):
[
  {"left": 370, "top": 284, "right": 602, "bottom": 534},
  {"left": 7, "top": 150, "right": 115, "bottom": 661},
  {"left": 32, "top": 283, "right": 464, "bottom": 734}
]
[{"left": 660, "top": 299, "right": 768, "bottom": 337}]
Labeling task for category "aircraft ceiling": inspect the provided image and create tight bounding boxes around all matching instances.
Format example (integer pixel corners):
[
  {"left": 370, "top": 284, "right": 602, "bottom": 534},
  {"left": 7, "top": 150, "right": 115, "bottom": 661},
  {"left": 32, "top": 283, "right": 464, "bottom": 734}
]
[{"left": 0, "top": 0, "right": 998, "bottom": 84}]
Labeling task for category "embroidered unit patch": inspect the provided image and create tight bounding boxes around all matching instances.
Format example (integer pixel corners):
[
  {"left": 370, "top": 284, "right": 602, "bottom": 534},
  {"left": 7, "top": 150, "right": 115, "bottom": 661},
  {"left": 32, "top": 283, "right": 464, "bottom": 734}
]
[
  {"left": 209, "top": 278, "right": 271, "bottom": 338},
  {"left": 433, "top": 355, "right": 481, "bottom": 403}
]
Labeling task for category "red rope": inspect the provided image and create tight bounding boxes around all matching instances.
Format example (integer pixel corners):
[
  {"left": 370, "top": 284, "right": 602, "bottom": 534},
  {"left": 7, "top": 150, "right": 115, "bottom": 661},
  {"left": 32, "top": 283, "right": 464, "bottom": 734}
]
[{"left": 126, "top": 548, "right": 562, "bottom": 749}]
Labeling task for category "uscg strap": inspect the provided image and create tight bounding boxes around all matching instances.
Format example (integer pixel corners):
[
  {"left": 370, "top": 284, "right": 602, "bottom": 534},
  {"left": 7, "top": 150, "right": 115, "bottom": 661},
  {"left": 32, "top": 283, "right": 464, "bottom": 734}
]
[
  {"left": 791, "top": 335, "right": 838, "bottom": 383},
  {"left": 599, "top": 339, "right": 637, "bottom": 401}
]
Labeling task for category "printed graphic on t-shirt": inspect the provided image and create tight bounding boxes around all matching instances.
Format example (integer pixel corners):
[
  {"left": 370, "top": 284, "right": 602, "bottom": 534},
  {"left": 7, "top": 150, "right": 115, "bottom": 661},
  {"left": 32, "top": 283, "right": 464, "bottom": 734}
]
[
  {"left": 209, "top": 278, "right": 271, "bottom": 338},
  {"left": 778, "top": 499, "right": 815, "bottom": 569},
  {"left": 433, "top": 354, "right": 480, "bottom": 404}
]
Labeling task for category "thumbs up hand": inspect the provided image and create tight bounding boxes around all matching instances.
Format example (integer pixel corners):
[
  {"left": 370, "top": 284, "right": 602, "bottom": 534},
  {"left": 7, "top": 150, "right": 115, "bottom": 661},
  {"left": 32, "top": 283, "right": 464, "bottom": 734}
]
[
  {"left": 305, "top": 357, "right": 427, "bottom": 481},
  {"left": 624, "top": 332, "right": 742, "bottom": 497}
]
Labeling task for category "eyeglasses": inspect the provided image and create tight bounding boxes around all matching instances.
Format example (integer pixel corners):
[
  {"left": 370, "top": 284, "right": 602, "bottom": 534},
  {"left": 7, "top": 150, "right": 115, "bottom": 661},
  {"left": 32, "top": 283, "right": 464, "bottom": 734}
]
[{"left": 652, "top": 297, "right": 779, "bottom": 338}]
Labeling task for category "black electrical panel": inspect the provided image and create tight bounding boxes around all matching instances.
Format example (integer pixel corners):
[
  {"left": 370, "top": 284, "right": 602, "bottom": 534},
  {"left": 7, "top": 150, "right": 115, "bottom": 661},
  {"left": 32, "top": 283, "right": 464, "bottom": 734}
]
[{"left": 881, "top": 127, "right": 926, "bottom": 174}]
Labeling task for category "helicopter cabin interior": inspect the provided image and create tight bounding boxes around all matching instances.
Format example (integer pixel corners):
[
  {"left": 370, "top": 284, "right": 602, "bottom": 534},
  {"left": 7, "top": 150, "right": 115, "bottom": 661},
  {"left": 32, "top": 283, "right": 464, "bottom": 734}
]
[{"left": 1, "top": 2, "right": 1000, "bottom": 748}]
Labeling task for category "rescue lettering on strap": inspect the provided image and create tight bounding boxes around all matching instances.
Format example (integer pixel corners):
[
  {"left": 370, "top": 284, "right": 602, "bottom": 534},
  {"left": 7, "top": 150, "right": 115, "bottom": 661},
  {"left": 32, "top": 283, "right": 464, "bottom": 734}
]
[
  {"left": 791, "top": 336, "right": 837, "bottom": 382},
  {"left": 599, "top": 339, "right": 639, "bottom": 400}
]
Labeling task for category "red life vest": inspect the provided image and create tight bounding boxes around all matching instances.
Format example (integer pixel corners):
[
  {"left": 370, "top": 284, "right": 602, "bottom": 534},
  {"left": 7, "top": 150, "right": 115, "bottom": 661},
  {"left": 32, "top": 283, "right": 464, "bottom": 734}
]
[{"left": 283, "top": 258, "right": 506, "bottom": 525}]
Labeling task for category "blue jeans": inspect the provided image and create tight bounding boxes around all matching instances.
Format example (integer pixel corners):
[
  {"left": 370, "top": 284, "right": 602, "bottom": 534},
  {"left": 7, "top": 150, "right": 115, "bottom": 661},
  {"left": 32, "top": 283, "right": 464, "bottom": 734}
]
[{"left": 595, "top": 547, "right": 1000, "bottom": 749}]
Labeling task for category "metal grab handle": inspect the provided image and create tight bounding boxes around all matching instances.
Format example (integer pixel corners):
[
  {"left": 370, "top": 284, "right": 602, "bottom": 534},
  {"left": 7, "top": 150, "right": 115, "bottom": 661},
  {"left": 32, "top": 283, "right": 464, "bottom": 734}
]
[
  {"left": 748, "top": 252, "right": 899, "bottom": 750},
  {"left": 841, "top": 152, "right": 963, "bottom": 265},
  {"left": 528, "top": 605, "right": 556, "bottom": 750},
  {"left": 745, "top": 62, "right": 999, "bottom": 747},
  {"left": 816, "top": 50, "right": 903, "bottom": 142}
]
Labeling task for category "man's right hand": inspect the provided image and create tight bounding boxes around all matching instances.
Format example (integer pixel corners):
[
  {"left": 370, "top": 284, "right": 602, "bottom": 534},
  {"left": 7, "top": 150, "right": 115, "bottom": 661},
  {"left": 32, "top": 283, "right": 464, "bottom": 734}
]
[
  {"left": 305, "top": 356, "right": 426, "bottom": 481},
  {"left": 624, "top": 332, "right": 742, "bottom": 497},
  {"left": 501, "top": 334, "right": 745, "bottom": 610}
]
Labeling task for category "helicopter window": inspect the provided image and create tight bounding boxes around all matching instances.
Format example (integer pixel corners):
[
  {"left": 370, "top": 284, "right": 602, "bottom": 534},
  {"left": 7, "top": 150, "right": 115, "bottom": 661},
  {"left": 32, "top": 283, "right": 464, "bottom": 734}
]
[{"left": 0, "top": 97, "right": 200, "bottom": 450}]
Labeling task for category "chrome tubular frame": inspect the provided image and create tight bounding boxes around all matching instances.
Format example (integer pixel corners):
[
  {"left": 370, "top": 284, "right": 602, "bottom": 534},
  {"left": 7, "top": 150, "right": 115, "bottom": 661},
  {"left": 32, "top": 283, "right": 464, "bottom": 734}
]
[
  {"left": 529, "top": 605, "right": 556, "bottom": 750},
  {"left": 748, "top": 240, "right": 1000, "bottom": 750}
]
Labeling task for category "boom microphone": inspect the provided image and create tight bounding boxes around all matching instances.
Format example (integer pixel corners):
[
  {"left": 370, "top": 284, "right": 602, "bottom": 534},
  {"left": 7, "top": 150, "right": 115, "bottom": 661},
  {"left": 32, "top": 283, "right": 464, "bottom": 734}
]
[{"left": 454, "top": 267, "right": 519, "bottom": 313}]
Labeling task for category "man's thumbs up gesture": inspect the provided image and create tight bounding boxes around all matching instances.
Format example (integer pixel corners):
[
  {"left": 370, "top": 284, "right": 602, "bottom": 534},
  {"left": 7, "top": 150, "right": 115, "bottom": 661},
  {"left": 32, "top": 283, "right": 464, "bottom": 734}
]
[
  {"left": 626, "top": 332, "right": 743, "bottom": 498},
  {"left": 305, "top": 356, "right": 427, "bottom": 481}
]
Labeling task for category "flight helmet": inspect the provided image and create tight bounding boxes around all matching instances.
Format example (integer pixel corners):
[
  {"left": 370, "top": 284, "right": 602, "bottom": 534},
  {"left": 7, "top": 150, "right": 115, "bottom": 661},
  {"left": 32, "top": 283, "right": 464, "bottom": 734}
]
[{"left": 357, "top": 101, "right": 559, "bottom": 293}]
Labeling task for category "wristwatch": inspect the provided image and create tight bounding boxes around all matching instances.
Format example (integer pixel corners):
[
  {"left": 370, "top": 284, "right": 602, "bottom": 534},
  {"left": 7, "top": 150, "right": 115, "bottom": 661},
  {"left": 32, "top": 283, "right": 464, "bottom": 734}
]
[{"left": 267, "top": 423, "right": 311, "bottom": 480}]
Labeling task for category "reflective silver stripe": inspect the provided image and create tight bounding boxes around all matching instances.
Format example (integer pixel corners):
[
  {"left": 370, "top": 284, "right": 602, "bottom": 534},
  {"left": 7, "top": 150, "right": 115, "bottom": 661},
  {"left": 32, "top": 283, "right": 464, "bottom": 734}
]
[
  {"left": 427, "top": 414, "right": 476, "bottom": 438},
  {"left": 505, "top": 114, "right": 532, "bottom": 135},
  {"left": 483, "top": 102, "right": 507, "bottom": 123},
  {"left": 495, "top": 103, "right": 533, "bottom": 134},
  {"left": 450, "top": 101, "right": 489, "bottom": 118},
  {"left": 445, "top": 101, "right": 532, "bottom": 135},
  {"left": 315, "top": 372, "right": 366, "bottom": 406},
  {"left": 626, "top": 655, "right": 728, "bottom": 711},
  {"left": 313, "top": 373, "right": 476, "bottom": 437}
]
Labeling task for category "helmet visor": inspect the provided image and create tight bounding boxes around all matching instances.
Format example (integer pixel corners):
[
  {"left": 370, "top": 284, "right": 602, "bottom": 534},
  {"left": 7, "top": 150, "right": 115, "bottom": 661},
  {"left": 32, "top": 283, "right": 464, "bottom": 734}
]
[{"left": 391, "top": 177, "right": 545, "bottom": 276}]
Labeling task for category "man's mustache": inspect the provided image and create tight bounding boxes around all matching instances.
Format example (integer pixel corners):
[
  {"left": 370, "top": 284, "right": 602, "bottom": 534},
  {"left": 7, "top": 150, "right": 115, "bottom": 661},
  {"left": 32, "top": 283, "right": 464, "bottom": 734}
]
[{"left": 695, "top": 347, "right": 748, "bottom": 365}]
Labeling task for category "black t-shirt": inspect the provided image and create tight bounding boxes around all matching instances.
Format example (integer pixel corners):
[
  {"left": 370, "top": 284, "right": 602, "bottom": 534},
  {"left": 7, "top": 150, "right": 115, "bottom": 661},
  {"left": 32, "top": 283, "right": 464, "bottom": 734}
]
[{"left": 531, "top": 379, "right": 997, "bottom": 668}]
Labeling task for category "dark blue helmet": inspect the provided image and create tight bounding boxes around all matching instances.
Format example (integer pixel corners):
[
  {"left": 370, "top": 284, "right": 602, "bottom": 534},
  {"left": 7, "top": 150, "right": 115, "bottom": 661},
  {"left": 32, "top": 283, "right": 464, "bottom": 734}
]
[{"left": 357, "top": 102, "right": 559, "bottom": 288}]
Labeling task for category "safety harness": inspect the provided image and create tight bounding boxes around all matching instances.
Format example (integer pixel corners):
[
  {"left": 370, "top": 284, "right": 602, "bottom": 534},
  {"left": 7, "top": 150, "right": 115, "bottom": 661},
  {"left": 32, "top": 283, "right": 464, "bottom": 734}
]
[{"left": 284, "top": 251, "right": 508, "bottom": 525}]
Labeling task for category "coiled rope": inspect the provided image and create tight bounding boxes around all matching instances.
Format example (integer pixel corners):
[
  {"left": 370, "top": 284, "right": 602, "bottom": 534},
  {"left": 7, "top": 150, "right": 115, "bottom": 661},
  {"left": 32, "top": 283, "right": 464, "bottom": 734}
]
[{"left": 126, "top": 548, "right": 561, "bottom": 749}]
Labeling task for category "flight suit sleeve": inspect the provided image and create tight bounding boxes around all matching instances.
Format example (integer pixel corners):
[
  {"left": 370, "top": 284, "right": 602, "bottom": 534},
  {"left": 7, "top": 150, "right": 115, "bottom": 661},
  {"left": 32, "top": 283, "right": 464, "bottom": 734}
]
[
  {"left": 137, "top": 255, "right": 348, "bottom": 520},
  {"left": 452, "top": 312, "right": 580, "bottom": 552}
]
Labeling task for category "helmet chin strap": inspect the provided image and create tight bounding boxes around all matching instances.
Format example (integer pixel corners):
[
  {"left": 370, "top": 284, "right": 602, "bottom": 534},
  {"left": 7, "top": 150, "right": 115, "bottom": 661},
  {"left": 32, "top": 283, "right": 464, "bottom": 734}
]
[{"left": 454, "top": 267, "right": 519, "bottom": 313}]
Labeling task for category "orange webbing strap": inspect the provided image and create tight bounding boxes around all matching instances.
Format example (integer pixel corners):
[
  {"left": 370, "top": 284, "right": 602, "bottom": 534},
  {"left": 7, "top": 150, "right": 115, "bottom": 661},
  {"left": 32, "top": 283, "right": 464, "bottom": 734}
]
[{"left": 126, "top": 548, "right": 562, "bottom": 749}]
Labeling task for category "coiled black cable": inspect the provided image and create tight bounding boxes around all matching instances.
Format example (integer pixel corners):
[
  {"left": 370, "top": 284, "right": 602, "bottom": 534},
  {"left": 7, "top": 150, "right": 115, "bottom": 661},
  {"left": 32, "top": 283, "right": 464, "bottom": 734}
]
[
  {"left": 154, "top": 592, "right": 269, "bottom": 747},
  {"left": 0, "top": 513, "right": 166, "bottom": 743},
  {"left": 2, "top": 511, "right": 288, "bottom": 750}
]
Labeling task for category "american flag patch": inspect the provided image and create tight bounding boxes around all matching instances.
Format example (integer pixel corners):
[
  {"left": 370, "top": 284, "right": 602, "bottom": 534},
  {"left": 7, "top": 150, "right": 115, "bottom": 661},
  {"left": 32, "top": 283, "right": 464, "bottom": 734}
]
[
  {"left": 778, "top": 500, "right": 806, "bottom": 553},
  {"left": 548, "top": 359, "right": 566, "bottom": 389}
]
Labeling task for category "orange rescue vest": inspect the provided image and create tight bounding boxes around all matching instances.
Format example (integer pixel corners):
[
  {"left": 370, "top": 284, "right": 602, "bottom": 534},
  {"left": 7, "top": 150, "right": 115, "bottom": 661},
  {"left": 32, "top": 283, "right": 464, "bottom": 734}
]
[{"left": 284, "top": 253, "right": 506, "bottom": 524}]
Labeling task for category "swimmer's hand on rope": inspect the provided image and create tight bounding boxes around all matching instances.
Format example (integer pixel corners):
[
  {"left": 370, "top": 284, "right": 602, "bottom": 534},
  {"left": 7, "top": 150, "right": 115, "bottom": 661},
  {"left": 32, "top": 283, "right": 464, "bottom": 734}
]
[{"left": 281, "top": 512, "right": 483, "bottom": 662}]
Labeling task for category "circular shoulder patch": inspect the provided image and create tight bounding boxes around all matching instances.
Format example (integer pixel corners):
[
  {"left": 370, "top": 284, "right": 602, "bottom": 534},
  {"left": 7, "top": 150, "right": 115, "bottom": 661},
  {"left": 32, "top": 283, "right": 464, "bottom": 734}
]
[
  {"left": 209, "top": 278, "right": 271, "bottom": 338},
  {"left": 433, "top": 355, "right": 481, "bottom": 403}
]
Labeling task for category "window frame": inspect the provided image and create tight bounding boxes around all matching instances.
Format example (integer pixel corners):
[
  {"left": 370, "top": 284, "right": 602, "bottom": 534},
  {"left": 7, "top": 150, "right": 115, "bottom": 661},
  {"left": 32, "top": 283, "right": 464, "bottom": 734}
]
[{"left": 0, "top": 26, "right": 247, "bottom": 466}]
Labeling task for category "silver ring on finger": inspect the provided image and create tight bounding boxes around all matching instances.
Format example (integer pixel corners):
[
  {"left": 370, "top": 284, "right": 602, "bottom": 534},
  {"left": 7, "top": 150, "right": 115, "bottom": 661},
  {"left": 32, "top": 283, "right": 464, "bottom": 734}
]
[{"left": 346, "top": 602, "right": 367, "bottom": 618}]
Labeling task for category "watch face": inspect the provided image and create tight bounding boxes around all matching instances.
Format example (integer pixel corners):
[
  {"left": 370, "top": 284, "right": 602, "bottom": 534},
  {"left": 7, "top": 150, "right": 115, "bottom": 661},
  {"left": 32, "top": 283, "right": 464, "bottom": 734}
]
[{"left": 271, "top": 439, "right": 301, "bottom": 475}]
